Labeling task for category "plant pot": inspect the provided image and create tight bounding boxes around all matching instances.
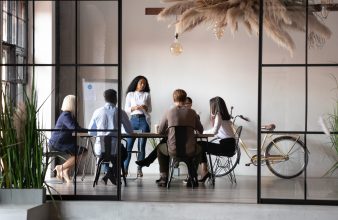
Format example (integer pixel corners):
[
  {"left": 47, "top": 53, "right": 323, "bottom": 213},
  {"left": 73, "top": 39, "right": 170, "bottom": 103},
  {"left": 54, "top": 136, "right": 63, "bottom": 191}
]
[{"left": 0, "top": 188, "right": 46, "bottom": 205}]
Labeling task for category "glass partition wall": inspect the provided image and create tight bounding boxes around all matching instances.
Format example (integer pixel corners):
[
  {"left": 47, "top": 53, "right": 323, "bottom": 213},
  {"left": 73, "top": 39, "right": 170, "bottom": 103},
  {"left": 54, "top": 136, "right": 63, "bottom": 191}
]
[
  {"left": 34, "top": 0, "right": 122, "bottom": 200},
  {"left": 259, "top": 0, "right": 338, "bottom": 205},
  {"left": 2, "top": 0, "right": 338, "bottom": 204}
]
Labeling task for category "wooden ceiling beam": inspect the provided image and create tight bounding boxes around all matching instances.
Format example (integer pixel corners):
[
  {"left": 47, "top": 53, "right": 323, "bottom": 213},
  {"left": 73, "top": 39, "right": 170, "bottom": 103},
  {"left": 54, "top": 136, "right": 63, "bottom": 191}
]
[{"left": 145, "top": 8, "right": 164, "bottom": 15}]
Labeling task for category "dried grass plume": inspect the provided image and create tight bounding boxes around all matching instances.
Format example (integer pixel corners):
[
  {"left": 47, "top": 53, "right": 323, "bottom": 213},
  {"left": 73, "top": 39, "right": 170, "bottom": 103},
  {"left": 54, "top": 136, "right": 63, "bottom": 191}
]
[{"left": 158, "top": 0, "right": 332, "bottom": 56}]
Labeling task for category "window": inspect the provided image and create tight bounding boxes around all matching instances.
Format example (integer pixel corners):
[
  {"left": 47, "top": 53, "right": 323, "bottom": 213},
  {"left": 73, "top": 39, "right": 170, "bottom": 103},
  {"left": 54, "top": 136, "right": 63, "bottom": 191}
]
[{"left": 1, "top": 0, "right": 27, "bottom": 105}]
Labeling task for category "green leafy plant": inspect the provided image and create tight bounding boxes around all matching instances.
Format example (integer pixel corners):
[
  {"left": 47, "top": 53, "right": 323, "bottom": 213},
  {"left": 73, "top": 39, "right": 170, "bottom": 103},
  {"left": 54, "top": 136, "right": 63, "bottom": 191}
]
[
  {"left": 324, "top": 99, "right": 338, "bottom": 176},
  {"left": 323, "top": 75, "right": 338, "bottom": 176},
  {"left": 0, "top": 83, "right": 48, "bottom": 189}
]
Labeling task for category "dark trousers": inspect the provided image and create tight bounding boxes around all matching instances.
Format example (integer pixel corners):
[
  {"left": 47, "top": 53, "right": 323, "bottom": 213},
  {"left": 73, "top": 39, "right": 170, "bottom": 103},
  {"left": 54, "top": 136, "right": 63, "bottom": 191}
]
[{"left": 198, "top": 138, "right": 236, "bottom": 163}]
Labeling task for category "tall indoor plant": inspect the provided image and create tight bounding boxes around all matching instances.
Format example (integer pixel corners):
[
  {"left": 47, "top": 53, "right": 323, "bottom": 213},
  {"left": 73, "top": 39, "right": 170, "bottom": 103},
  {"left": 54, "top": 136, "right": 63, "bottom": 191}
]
[
  {"left": 0, "top": 80, "right": 48, "bottom": 204},
  {"left": 321, "top": 75, "right": 338, "bottom": 176}
]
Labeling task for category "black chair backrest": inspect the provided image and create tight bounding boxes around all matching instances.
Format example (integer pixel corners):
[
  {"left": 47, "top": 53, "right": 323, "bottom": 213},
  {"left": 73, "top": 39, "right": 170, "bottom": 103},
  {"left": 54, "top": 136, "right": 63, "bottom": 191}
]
[
  {"left": 101, "top": 136, "right": 113, "bottom": 159},
  {"left": 167, "top": 125, "right": 196, "bottom": 157}
]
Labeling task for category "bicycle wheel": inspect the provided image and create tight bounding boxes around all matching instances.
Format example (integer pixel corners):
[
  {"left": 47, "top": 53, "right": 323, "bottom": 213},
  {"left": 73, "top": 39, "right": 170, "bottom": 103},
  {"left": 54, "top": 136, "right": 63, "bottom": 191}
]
[
  {"left": 265, "top": 136, "right": 308, "bottom": 179},
  {"left": 208, "top": 144, "right": 241, "bottom": 177}
]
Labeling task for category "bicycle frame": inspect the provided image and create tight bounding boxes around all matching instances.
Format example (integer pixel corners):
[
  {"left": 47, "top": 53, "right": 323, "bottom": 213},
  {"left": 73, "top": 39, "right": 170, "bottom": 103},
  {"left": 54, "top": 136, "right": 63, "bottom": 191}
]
[
  {"left": 215, "top": 107, "right": 308, "bottom": 179},
  {"left": 232, "top": 116, "right": 303, "bottom": 167}
]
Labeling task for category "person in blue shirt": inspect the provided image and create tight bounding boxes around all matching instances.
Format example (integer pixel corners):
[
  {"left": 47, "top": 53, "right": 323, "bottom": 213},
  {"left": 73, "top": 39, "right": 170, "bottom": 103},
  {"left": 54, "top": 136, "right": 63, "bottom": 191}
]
[
  {"left": 88, "top": 89, "right": 133, "bottom": 185},
  {"left": 49, "top": 95, "right": 87, "bottom": 183}
]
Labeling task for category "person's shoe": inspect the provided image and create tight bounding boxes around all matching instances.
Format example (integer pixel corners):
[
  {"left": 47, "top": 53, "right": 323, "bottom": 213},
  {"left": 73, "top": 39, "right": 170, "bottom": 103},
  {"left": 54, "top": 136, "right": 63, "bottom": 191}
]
[
  {"left": 157, "top": 176, "right": 168, "bottom": 187},
  {"left": 101, "top": 176, "right": 108, "bottom": 185},
  {"left": 186, "top": 178, "right": 199, "bottom": 188},
  {"left": 155, "top": 177, "right": 162, "bottom": 183},
  {"left": 198, "top": 172, "right": 211, "bottom": 183},
  {"left": 135, "top": 159, "right": 150, "bottom": 167},
  {"left": 105, "top": 168, "right": 117, "bottom": 185},
  {"left": 182, "top": 176, "right": 189, "bottom": 184},
  {"left": 137, "top": 170, "right": 143, "bottom": 177}
]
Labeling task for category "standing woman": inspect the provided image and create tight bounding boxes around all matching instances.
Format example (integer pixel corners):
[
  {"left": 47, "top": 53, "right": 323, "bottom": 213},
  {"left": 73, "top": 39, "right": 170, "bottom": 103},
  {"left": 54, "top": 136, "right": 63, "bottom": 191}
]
[
  {"left": 124, "top": 75, "right": 152, "bottom": 177},
  {"left": 197, "top": 96, "right": 236, "bottom": 183},
  {"left": 49, "top": 95, "right": 87, "bottom": 183}
]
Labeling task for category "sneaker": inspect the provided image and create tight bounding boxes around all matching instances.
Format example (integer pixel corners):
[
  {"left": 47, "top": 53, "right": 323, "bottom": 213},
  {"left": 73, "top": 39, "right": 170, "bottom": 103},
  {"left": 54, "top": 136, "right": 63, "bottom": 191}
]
[{"left": 157, "top": 176, "right": 168, "bottom": 187}]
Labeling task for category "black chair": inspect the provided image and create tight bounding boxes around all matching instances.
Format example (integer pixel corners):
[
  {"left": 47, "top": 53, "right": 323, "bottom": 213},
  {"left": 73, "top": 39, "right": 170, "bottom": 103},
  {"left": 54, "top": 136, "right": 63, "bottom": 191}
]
[
  {"left": 166, "top": 126, "right": 200, "bottom": 189},
  {"left": 208, "top": 126, "right": 242, "bottom": 184},
  {"left": 93, "top": 136, "right": 127, "bottom": 187}
]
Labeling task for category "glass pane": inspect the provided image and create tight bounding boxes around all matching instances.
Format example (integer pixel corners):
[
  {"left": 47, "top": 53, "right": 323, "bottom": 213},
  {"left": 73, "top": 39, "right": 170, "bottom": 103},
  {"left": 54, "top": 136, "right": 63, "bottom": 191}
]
[
  {"left": 59, "top": 1, "right": 76, "bottom": 64},
  {"left": 78, "top": 1, "right": 118, "bottom": 64},
  {"left": 262, "top": 67, "right": 306, "bottom": 131},
  {"left": 2, "top": 13, "right": 8, "bottom": 42},
  {"left": 11, "top": 16, "right": 17, "bottom": 45},
  {"left": 308, "top": 0, "right": 338, "bottom": 64},
  {"left": 34, "top": 1, "right": 53, "bottom": 64},
  {"left": 308, "top": 67, "right": 338, "bottom": 132},
  {"left": 45, "top": 67, "right": 77, "bottom": 196},
  {"left": 262, "top": 2, "right": 306, "bottom": 64},
  {"left": 307, "top": 133, "right": 338, "bottom": 200},
  {"left": 77, "top": 66, "right": 119, "bottom": 196},
  {"left": 2, "top": 49, "right": 8, "bottom": 81},
  {"left": 34, "top": 66, "right": 55, "bottom": 130},
  {"left": 16, "top": 55, "right": 26, "bottom": 83},
  {"left": 307, "top": 68, "right": 338, "bottom": 200},
  {"left": 261, "top": 67, "right": 306, "bottom": 199},
  {"left": 2, "top": 1, "right": 8, "bottom": 12},
  {"left": 18, "top": 1, "right": 25, "bottom": 19},
  {"left": 18, "top": 19, "right": 24, "bottom": 47},
  {"left": 10, "top": 1, "right": 16, "bottom": 15}
]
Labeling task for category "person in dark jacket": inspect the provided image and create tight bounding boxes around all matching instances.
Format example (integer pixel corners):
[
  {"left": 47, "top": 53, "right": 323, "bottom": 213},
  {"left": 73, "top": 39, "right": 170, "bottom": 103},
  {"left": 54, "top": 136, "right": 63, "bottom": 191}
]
[{"left": 49, "top": 95, "right": 87, "bottom": 183}]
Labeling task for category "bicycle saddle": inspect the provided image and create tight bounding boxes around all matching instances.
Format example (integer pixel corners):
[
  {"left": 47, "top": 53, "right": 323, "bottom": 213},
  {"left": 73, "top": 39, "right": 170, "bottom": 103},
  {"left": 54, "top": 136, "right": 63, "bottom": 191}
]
[{"left": 261, "top": 124, "right": 276, "bottom": 131}]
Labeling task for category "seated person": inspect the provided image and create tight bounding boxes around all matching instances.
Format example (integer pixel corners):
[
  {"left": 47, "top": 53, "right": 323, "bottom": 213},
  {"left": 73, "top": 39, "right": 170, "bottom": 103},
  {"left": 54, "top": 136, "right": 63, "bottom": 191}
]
[
  {"left": 197, "top": 96, "right": 236, "bottom": 183},
  {"left": 155, "top": 89, "right": 203, "bottom": 187},
  {"left": 136, "top": 96, "right": 197, "bottom": 168},
  {"left": 49, "top": 95, "right": 87, "bottom": 183},
  {"left": 88, "top": 89, "right": 133, "bottom": 185}
]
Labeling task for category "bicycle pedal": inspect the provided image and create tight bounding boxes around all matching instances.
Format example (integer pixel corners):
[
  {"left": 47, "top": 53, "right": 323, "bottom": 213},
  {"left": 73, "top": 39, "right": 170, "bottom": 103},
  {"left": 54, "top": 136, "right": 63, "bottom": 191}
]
[{"left": 245, "top": 163, "right": 251, "bottom": 166}]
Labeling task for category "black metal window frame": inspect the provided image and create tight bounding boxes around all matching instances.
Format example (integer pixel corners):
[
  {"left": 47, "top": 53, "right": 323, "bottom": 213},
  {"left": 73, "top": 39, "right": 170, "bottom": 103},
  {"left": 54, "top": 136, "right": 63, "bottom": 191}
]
[
  {"left": 258, "top": 0, "right": 338, "bottom": 205},
  {"left": 1, "top": 0, "right": 28, "bottom": 106},
  {"left": 45, "top": 0, "right": 123, "bottom": 201}
]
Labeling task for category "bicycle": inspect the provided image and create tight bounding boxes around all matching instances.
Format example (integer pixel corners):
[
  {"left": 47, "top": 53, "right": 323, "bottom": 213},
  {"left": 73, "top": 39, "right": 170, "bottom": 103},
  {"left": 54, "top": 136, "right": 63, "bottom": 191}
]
[{"left": 209, "top": 107, "right": 309, "bottom": 179}]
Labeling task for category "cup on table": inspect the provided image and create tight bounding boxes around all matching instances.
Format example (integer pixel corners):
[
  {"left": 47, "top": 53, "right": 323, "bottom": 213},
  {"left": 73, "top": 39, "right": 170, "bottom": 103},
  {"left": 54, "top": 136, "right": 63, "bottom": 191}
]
[{"left": 154, "top": 124, "right": 159, "bottom": 133}]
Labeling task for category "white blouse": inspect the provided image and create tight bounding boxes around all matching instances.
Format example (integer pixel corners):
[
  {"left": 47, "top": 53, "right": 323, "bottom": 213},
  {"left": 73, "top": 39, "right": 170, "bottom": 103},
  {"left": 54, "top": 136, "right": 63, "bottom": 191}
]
[
  {"left": 124, "top": 91, "right": 152, "bottom": 126},
  {"left": 203, "top": 113, "right": 235, "bottom": 139}
]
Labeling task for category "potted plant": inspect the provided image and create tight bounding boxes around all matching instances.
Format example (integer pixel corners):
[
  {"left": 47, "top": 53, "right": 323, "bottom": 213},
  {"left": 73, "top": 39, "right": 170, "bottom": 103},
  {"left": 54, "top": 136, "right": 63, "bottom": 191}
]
[
  {"left": 0, "top": 82, "right": 48, "bottom": 205},
  {"left": 323, "top": 100, "right": 338, "bottom": 176},
  {"left": 320, "top": 75, "right": 338, "bottom": 176}
]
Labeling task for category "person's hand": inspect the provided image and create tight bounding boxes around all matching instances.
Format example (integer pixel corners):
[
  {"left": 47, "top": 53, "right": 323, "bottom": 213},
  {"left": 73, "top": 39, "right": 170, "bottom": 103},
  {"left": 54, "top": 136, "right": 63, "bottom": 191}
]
[
  {"left": 132, "top": 105, "right": 147, "bottom": 111},
  {"left": 141, "top": 105, "right": 148, "bottom": 112}
]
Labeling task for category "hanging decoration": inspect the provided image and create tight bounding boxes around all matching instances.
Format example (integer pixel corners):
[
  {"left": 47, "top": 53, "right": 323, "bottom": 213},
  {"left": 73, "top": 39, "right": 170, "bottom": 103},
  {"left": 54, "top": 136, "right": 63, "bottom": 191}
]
[{"left": 157, "top": 0, "right": 332, "bottom": 56}]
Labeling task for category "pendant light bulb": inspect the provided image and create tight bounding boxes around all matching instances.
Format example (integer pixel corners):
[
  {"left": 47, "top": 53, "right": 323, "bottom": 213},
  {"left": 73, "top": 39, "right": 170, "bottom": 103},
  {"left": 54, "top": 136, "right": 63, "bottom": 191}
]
[{"left": 170, "top": 33, "right": 183, "bottom": 56}]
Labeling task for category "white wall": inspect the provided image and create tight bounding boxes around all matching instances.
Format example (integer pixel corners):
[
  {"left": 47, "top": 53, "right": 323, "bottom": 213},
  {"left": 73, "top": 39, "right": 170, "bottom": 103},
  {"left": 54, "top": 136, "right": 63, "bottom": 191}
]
[
  {"left": 61, "top": 0, "right": 338, "bottom": 177},
  {"left": 121, "top": 0, "right": 338, "bottom": 177}
]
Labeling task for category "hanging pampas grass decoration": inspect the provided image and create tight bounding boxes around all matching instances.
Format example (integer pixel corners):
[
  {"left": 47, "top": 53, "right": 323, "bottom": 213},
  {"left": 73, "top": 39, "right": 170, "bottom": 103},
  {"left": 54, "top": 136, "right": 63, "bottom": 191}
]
[{"left": 158, "top": 0, "right": 332, "bottom": 55}]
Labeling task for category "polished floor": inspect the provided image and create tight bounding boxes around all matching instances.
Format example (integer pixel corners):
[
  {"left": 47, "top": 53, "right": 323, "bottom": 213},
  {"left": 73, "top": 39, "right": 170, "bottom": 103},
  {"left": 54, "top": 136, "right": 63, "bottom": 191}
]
[{"left": 46, "top": 173, "right": 338, "bottom": 203}]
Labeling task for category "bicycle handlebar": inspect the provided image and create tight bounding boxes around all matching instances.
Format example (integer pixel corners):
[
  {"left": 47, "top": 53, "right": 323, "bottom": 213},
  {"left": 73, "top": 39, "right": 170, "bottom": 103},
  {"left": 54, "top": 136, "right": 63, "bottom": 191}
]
[
  {"left": 238, "top": 115, "right": 250, "bottom": 122},
  {"left": 230, "top": 106, "right": 250, "bottom": 123}
]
